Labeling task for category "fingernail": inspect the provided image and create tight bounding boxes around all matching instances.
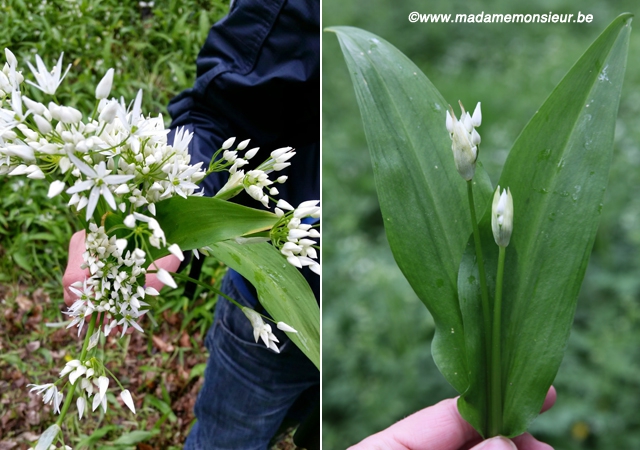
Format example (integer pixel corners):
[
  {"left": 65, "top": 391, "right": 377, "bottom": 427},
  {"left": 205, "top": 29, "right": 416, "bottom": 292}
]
[{"left": 474, "top": 436, "right": 517, "bottom": 450}]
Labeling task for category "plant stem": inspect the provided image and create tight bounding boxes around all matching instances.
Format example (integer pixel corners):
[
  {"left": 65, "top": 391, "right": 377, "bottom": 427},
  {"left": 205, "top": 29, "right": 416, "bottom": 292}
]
[
  {"left": 466, "top": 180, "right": 493, "bottom": 434},
  {"left": 55, "top": 313, "right": 98, "bottom": 428},
  {"left": 490, "top": 245, "right": 506, "bottom": 437}
]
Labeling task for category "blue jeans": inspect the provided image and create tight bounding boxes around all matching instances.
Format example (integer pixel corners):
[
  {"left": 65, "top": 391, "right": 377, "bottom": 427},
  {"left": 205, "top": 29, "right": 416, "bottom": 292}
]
[{"left": 184, "top": 275, "right": 319, "bottom": 450}]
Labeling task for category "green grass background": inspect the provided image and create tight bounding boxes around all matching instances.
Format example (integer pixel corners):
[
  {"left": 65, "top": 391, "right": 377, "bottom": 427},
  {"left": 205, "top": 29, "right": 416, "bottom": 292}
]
[{"left": 322, "top": 1, "right": 640, "bottom": 448}]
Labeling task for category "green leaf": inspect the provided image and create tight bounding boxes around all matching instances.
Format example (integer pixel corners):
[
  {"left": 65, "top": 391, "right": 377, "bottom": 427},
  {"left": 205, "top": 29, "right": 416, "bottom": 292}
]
[
  {"left": 110, "top": 430, "right": 159, "bottom": 445},
  {"left": 12, "top": 251, "right": 32, "bottom": 271},
  {"left": 209, "top": 241, "right": 320, "bottom": 369},
  {"left": 145, "top": 395, "right": 177, "bottom": 423},
  {"left": 153, "top": 196, "right": 278, "bottom": 258},
  {"left": 328, "top": 26, "right": 493, "bottom": 392},
  {"left": 457, "top": 14, "right": 632, "bottom": 437}
]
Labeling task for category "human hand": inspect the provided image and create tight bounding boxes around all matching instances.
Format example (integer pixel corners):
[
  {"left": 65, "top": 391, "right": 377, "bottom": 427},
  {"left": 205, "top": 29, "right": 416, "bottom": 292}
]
[
  {"left": 348, "top": 387, "right": 556, "bottom": 450},
  {"left": 62, "top": 230, "right": 182, "bottom": 308}
]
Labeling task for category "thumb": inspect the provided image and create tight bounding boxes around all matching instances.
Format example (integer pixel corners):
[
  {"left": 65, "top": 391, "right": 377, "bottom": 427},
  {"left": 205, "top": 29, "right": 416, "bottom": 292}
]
[{"left": 472, "top": 436, "right": 517, "bottom": 450}]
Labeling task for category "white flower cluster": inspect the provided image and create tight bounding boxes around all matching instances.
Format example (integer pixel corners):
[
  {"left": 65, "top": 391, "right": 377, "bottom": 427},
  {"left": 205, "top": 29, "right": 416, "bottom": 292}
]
[
  {"left": 272, "top": 199, "right": 321, "bottom": 275},
  {"left": 446, "top": 101, "right": 481, "bottom": 181},
  {"left": 241, "top": 307, "right": 299, "bottom": 353},
  {"left": 213, "top": 137, "right": 293, "bottom": 207},
  {"left": 0, "top": 50, "right": 201, "bottom": 425}
]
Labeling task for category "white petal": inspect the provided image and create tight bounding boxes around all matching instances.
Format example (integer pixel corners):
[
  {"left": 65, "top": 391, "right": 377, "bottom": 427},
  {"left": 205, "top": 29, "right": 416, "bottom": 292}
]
[
  {"left": 120, "top": 389, "right": 136, "bottom": 414},
  {"left": 86, "top": 187, "right": 101, "bottom": 221},
  {"left": 472, "top": 102, "right": 482, "bottom": 127},
  {"left": 47, "top": 180, "right": 65, "bottom": 198},
  {"left": 156, "top": 268, "right": 177, "bottom": 289},
  {"left": 66, "top": 179, "right": 94, "bottom": 194},
  {"left": 95, "top": 68, "right": 114, "bottom": 99},
  {"left": 114, "top": 184, "right": 130, "bottom": 195},
  {"left": 101, "top": 185, "right": 117, "bottom": 210},
  {"left": 167, "top": 243, "right": 184, "bottom": 261},
  {"left": 92, "top": 392, "right": 101, "bottom": 411},
  {"left": 244, "top": 147, "right": 259, "bottom": 159},
  {"left": 276, "top": 199, "right": 294, "bottom": 211},
  {"left": 124, "top": 214, "right": 136, "bottom": 228},
  {"left": 236, "top": 138, "right": 250, "bottom": 150},
  {"left": 77, "top": 397, "right": 86, "bottom": 420},
  {"left": 221, "top": 137, "right": 235, "bottom": 150},
  {"left": 309, "top": 264, "right": 321, "bottom": 275},
  {"left": 97, "top": 376, "right": 109, "bottom": 400},
  {"left": 276, "top": 322, "right": 298, "bottom": 333},
  {"left": 145, "top": 286, "right": 160, "bottom": 296}
]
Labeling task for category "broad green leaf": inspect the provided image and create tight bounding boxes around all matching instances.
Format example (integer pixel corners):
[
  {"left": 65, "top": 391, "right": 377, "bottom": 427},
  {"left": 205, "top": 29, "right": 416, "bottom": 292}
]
[
  {"left": 457, "top": 14, "right": 631, "bottom": 437},
  {"left": 153, "top": 196, "right": 278, "bottom": 257},
  {"left": 209, "top": 241, "right": 320, "bottom": 369},
  {"left": 329, "top": 26, "right": 493, "bottom": 392}
]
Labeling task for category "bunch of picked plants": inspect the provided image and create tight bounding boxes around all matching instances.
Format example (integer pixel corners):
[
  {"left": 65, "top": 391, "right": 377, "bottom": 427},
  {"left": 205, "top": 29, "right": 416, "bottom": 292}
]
[{"left": 0, "top": 49, "right": 319, "bottom": 449}]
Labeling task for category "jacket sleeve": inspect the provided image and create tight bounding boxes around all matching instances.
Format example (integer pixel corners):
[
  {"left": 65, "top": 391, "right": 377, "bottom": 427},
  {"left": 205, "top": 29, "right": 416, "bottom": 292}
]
[{"left": 167, "top": 0, "right": 319, "bottom": 205}]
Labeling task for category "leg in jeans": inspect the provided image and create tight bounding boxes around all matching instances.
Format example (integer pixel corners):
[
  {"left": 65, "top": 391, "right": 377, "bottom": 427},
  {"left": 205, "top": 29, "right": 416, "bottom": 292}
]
[{"left": 184, "top": 275, "right": 319, "bottom": 450}]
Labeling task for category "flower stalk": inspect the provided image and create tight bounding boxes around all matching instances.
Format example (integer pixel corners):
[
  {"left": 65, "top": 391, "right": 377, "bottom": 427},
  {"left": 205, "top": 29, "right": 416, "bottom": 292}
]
[
  {"left": 489, "top": 186, "right": 513, "bottom": 437},
  {"left": 55, "top": 313, "right": 97, "bottom": 429},
  {"left": 466, "top": 179, "right": 494, "bottom": 434},
  {"left": 490, "top": 245, "right": 506, "bottom": 437}
]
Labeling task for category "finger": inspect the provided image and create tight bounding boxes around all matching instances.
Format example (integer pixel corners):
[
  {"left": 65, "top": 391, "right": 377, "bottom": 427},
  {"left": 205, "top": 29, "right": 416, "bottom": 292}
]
[
  {"left": 348, "top": 398, "right": 478, "bottom": 450},
  {"left": 470, "top": 436, "right": 517, "bottom": 450},
  {"left": 511, "top": 433, "right": 553, "bottom": 450},
  {"left": 62, "top": 230, "right": 90, "bottom": 307},
  {"left": 540, "top": 386, "right": 556, "bottom": 414}
]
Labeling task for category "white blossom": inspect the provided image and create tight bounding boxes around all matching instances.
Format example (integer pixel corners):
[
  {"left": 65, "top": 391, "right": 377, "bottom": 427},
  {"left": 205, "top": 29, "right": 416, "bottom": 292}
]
[
  {"left": 66, "top": 155, "right": 134, "bottom": 221},
  {"left": 241, "top": 307, "right": 280, "bottom": 353},
  {"left": 492, "top": 186, "right": 514, "bottom": 247},
  {"left": 26, "top": 53, "right": 71, "bottom": 95},
  {"left": 95, "top": 68, "right": 114, "bottom": 99},
  {"left": 446, "top": 101, "right": 481, "bottom": 181},
  {"left": 120, "top": 389, "right": 136, "bottom": 414}
]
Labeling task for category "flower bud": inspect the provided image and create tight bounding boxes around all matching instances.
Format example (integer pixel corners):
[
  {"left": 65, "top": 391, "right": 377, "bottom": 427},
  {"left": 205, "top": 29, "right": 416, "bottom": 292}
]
[
  {"left": 49, "top": 102, "right": 82, "bottom": 124},
  {"left": 95, "top": 68, "right": 114, "bottom": 99},
  {"left": 447, "top": 102, "right": 481, "bottom": 181},
  {"left": 221, "top": 137, "right": 235, "bottom": 150},
  {"left": 33, "top": 114, "right": 52, "bottom": 134},
  {"left": 236, "top": 139, "right": 250, "bottom": 150},
  {"left": 4, "top": 48, "right": 17, "bottom": 67},
  {"left": 98, "top": 100, "right": 118, "bottom": 123},
  {"left": 277, "top": 322, "right": 298, "bottom": 333},
  {"left": 491, "top": 186, "right": 514, "bottom": 247}
]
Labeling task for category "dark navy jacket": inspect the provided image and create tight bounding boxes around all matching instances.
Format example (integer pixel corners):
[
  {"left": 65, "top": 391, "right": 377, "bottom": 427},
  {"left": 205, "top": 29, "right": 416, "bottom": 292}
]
[{"left": 167, "top": 0, "right": 320, "bottom": 302}]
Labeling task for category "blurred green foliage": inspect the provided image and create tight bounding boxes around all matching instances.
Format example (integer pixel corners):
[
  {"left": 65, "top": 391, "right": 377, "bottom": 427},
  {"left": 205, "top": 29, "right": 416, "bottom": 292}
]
[{"left": 323, "top": 1, "right": 640, "bottom": 448}]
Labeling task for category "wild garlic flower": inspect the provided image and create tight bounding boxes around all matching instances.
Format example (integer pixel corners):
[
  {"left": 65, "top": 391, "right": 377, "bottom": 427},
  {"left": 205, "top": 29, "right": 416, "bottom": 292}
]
[
  {"left": 0, "top": 49, "right": 23, "bottom": 96},
  {"left": 270, "top": 200, "right": 321, "bottom": 275},
  {"left": 242, "top": 307, "right": 280, "bottom": 353},
  {"left": 25, "top": 53, "right": 71, "bottom": 96},
  {"left": 491, "top": 186, "right": 514, "bottom": 247},
  {"left": 27, "top": 383, "right": 64, "bottom": 414},
  {"left": 446, "top": 101, "right": 481, "bottom": 181}
]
